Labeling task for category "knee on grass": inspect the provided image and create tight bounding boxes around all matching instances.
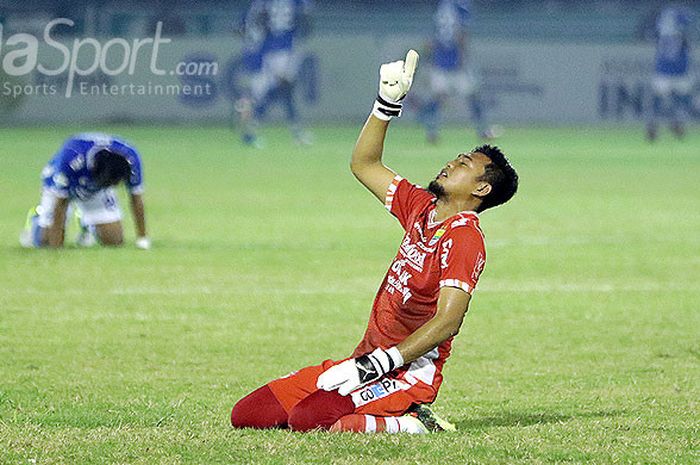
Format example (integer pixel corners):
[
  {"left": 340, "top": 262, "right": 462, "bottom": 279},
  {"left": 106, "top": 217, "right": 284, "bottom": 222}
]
[
  {"left": 287, "top": 390, "right": 355, "bottom": 432},
  {"left": 95, "top": 222, "right": 124, "bottom": 246},
  {"left": 230, "top": 385, "right": 288, "bottom": 429}
]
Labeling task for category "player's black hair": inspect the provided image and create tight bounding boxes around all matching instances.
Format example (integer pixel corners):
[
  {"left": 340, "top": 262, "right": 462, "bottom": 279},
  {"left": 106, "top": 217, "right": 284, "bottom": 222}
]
[
  {"left": 92, "top": 150, "right": 130, "bottom": 188},
  {"left": 473, "top": 144, "right": 518, "bottom": 213}
]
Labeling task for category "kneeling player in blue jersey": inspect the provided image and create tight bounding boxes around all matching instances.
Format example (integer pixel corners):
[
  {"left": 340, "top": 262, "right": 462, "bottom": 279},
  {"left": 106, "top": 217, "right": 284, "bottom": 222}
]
[{"left": 20, "top": 133, "right": 150, "bottom": 249}]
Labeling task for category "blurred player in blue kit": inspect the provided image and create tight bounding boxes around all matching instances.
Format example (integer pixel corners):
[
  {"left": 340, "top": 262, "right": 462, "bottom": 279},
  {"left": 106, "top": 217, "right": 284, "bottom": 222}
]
[
  {"left": 236, "top": 0, "right": 313, "bottom": 147},
  {"left": 646, "top": 5, "right": 695, "bottom": 141},
  {"left": 19, "top": 133, "right": 150, "bottom": 250},
  {"left": 418, "top": 0, "right": 499, "bottom": 144},
  {"left": 235, "top": 3, "right": 267, "bottom": 147}
]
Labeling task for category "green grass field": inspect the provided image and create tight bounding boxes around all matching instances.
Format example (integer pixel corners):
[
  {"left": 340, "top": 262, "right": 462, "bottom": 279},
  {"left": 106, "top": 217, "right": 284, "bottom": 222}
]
[{"left": 0, "top": 124, "right": 698, "bottom": 464}]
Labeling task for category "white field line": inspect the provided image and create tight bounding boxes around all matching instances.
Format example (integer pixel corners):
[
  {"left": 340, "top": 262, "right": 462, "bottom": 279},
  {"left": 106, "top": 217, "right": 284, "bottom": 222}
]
[
  {"left": 5, "top": 281, "right": 699, "bottom": 297},
  {"left": 488, "top": 236, "right": 700, "bottom": 248},
  {"left": 489, "top": 237, "right": 596, "bottom": 247},
  {"left": 478, "top": 282, "right": 700, "bottom": 293}
]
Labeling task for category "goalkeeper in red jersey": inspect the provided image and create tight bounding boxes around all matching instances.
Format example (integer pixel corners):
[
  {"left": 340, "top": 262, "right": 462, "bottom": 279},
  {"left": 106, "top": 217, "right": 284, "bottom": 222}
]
[{"left": 231, "top": 50, "right": 518, "bottom": 434}]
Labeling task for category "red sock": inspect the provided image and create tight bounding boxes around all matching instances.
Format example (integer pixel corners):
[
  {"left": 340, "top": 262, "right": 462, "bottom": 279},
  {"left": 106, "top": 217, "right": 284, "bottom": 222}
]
[{"left": 231, "top": 385, "right": 288, "bottom": 429}]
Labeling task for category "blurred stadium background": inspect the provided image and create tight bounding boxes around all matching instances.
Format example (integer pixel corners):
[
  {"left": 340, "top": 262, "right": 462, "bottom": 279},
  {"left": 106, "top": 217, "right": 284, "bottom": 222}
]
[{"left": 0, "top": 0, "right": 698, "bottom": 126}]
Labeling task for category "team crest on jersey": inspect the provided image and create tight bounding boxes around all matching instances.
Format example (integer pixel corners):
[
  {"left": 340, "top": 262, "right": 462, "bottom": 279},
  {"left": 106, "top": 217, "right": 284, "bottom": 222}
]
[{"left": 428, "top": 228, "right": 446, "bottom": 246}]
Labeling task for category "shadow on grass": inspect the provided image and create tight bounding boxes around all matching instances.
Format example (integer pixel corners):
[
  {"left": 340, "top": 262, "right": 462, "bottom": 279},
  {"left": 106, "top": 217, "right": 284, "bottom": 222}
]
[{"left": 456, "top": 409, "right": 624, "bottom": 430}]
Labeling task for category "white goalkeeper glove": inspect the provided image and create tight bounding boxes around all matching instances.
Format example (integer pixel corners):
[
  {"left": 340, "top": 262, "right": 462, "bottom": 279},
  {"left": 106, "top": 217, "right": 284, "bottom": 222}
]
[
  {"left": 135, "top": 236, "right": 151, "bottom": 250},
  {"left": 316, "top": 347, "right": 404, "bottom": 396},
  {"left": 372, "top": 49, "right": 419, "bottom": 121}
]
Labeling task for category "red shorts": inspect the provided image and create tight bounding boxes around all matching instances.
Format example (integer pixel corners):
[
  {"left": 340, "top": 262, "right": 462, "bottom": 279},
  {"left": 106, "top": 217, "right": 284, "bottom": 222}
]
[{"left": 267, "top": 357, "right": 442, "bottom": 417}]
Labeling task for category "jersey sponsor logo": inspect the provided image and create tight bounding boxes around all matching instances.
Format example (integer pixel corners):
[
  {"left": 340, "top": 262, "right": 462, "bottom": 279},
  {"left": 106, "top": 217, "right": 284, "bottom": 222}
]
[
  {"left": 350, "top": 377, "right": 411, "bottom": 408},
  {"left": 413, "top": 221, "right": 429, "bottom": 243},
  {"left": 412, "top": 217, "right": 439, "bottom": 252},
  {"left": 471, "top": 251, "right": 486, "bottom": 282},
  {"left": 440, "top": 238, "right": 453, "bottom": 269},
  {"left": 415, "top": 241, "right": 435, "bottom": 253},
  {"left": 387, "top": 259, "right": 413, "bottom": 304},
  {"left": 69, "top": 154, "right": 84, "bottom": 172},
  {"left": 399, "top": 235, "right": 427, "bottom": 272}
]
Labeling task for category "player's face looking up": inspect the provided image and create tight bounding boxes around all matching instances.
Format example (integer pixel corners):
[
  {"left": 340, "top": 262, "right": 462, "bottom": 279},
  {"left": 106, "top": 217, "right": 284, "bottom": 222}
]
[{"left": 428, "top": 151, "right": 493, "bottom": 204}]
